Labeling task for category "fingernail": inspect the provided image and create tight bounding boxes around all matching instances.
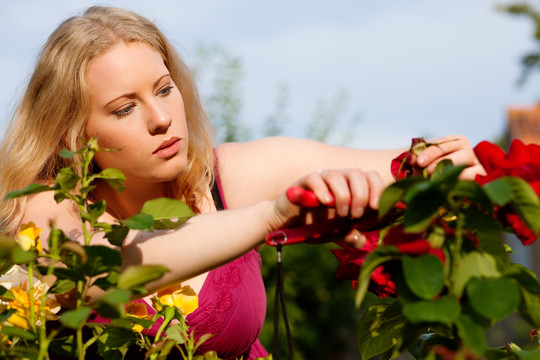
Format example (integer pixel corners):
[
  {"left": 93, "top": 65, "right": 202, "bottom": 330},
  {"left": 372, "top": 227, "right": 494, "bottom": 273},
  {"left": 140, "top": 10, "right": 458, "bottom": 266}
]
[
  {"left": 352, "top": 207, "right": 364, "bottom": 218},
  {"left": 340, "top": 206, "right": 349, "bottom": 216}
]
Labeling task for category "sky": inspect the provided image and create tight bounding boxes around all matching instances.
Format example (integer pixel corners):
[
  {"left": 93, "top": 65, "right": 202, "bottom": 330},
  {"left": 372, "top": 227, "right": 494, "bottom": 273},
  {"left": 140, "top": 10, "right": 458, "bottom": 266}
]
[{"left": 1, "top": 0, "right": 539, "bottom": 150}]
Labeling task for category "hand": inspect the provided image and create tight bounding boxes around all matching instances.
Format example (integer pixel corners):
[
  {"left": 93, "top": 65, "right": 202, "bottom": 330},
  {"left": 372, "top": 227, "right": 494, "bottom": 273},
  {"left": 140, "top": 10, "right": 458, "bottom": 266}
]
[
  {"left": 269, "top": 168, "right": 385, "bottom": 249},
  {"left": 411, "top": 135, "right": 486, "bottom": 179}
]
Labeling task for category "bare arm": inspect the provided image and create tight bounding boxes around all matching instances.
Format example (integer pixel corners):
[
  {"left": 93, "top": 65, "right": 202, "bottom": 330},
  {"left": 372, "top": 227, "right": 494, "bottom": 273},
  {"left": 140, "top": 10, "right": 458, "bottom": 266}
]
[
  {"left": 20, "top": 166, "right": 383, "bottom": 295},
  {"left": 217, "top": 135, "right": 481, "bottom": 209}
]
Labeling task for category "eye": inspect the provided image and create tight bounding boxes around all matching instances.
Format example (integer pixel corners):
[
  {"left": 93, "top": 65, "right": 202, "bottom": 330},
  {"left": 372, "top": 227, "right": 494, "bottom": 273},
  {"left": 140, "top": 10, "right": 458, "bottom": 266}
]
[
  {"left": 157, "top": 85, "right": 173, "bottom": 97},
  {"left": 113, "top": 104, "right": 135, "bottom": 118}
]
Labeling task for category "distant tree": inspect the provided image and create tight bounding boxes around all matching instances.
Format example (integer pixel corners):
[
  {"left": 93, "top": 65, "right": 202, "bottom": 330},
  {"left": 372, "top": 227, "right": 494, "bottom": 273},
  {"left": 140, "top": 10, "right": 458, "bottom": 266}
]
[
  {"left": 191, "top": 43, "right": 250, "bottom": 143},
  {"left": 497, "top": 2, "right": 540, "bottom": 85}
]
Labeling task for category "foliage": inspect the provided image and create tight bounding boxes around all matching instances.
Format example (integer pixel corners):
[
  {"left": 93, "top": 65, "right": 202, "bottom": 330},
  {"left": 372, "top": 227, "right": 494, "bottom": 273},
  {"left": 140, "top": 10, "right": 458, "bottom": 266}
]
[
  {"left": 0, "top": 139, "right": 225, "bottom": 359},
  {"left": 332, "top": 138, "right": 540, "bottom": 359},
  {"left": 191, "top": 43, "right": 362, "bottom": 146},
  {"left": 497, "top": 2, "right": 540, "bottom": 85}
]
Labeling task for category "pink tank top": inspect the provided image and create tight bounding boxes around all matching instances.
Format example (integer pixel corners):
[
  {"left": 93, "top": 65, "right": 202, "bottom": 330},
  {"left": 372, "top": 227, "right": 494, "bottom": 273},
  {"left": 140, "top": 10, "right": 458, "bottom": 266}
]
[
  {"left": 134, "top": 250, "right": 268, "bottom": 359},
  {"left": 91, "top": 158, "right": 269, "bottom": 359},
  {"left": 137, "top": 164, "right": 269, "bottom": 359}
]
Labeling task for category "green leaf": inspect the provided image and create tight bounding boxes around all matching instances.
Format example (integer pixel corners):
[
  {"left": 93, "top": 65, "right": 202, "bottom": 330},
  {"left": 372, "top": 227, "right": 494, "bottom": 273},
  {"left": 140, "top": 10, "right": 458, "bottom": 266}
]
[
  {"left": 103, "top": 225, "right": 130, "bottom": 247},
  {"left": 81, "top": 199, "right": 107, "bottom": 225},
  {"left": 164, "top": 323, "right": 188, "bottom": 345},
  {"left": 55, "top": 166, "right": 80, "bottom": 192},
  {"left": 402, "top": 255, "right": 444, "bottom": 300},
  {"left": 403, "top": 182, "right": 445, "bottom": 233},
  {"left": 0, "top": 325, "right": 37, "bottom": 340},
  {"left": 450, "top": 251, "right": 500, "bottom": 297},
  {"left": 0, "top": 309, "right": 16, "bottom": 322},
  {"left": 356, "top": 300, "right": 407, "bottom": 360},
  {"left": 0, "top": 235, "right": 16, "bottom": 258},
  {"left": 49, "top": 335, "right": 77, "bottom": 358},
  {"left": 463, "top": 207, "right": 502, "bottom": 235},
  {"left": 402, "top": 295, "right": 460, "bottom": 324},
  {"left": 5, "top": 183, "right": 53, "bottom": 199},
  {"left": 455, "top": 314, "right": 486, "bottom": 355},
  {"left": 477, "top": 233, "right": 509, "bottom": 269},
  {"left": 37, "top": 265, "right": 86, "bottom": 281},
  {"left": 60, "top": 306, "right": 92, "bottom": 329},
  {"left": 48, "top": 278, "right": 76, "bottom": 294},
  {"left": 466, "top": 277, "right": 520, "bottom": 320},
  {"left": 504, "top": 263, "right": 540, "bottom": 294},
  {"left": 484, "top": 178, "right": 512, "bottom": 206},
  {"left": 378, "top": 177, "right": 425, "bottom": 217},
  {"left": 0, "top": 285, "right": 14, "bottom": 301},
  {"left": 79, "top": 245, "right": 122, "bottom": 276},
  {"left": 59, "top": 148, "right": 76, "bottom": 158},
  {"left": 120, "top": 213, "right": 154, "bottom": 231},
  {"left": 96, "top": 326, "right": 135, "bottom": 358},
  {"left": 519, "top": 289, "right": 540, "bottom": 327},
  {"left": 93, "top": 271, "right": 120, "bottom": 291},
  {"left": 94, "top": 289, "right": 131, "bottom": 318},
  {"left": 59, "top": 241, "right": 88, "bottom": 265},
  {"left": 140, "top": 197, "right": 195, "bottom": 229},
  {"left": 505, "top": 176, "right": 540, "bottom": 234},
  {"left": 93, "top": 168, "right": 126, "bottom": 193},
  {"left": 448, "top": 180, "right": 493, "bottom": 211},
  {"left": 484, "top": 347, "right": 510, "bottom": 360},
  {"left": 431, "top": 161, "right": 468, "bottom": 185},
  {"left": 355, "top": 246, "right": 402, "bottom": 307},
  {"left": 117, "top": 264, "right": 168, "bottom": 290},
  {"left": 12, "top": 246, "right": 37, "bottom": 264}
]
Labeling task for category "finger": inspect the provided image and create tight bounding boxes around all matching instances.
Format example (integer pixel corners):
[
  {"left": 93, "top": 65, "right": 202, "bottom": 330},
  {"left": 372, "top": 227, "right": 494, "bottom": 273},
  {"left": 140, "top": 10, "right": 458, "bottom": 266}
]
[
  {"left": 319, "top": 170, "right": 351, "bottom": 217},
  {"left": 365, "top": 170, "right": 385, "bottom": 210},
  {"left": 417, "top": 136, "right": 470, "bottom": 167},
  {"left": 286, "top": 186, "right": 324, "bottom": 207},
  {"left": 302, "top": 172, "right": 335, "bottom": 205},
  {"left": 347, "top": 169, "right": 369, "bottom": 218},
  {"left": 460, "top": 164, "right": 487, "bottom": 180},
  {"left": 424, "top": 148, "right": 476, "bottom": 174}
]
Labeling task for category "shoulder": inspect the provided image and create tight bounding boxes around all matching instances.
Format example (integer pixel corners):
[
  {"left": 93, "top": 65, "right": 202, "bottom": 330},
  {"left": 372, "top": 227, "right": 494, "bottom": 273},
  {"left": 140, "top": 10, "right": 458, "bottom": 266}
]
[{"left": 21, "top": 190, "right": 82, "bottom": 242}]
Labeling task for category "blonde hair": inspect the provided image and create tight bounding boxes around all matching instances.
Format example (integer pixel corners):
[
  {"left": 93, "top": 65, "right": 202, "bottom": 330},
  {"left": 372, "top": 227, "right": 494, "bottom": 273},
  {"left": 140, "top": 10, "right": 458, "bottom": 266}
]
[{"left": 0, "top": 6, "right": 214, "bottom": 235}]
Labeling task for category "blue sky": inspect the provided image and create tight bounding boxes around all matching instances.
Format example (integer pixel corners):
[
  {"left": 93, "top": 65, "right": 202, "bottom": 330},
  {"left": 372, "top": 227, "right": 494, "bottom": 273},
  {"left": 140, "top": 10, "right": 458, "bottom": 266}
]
[{"left": 1, "top": 0, "right": 539, "bottom": 149}]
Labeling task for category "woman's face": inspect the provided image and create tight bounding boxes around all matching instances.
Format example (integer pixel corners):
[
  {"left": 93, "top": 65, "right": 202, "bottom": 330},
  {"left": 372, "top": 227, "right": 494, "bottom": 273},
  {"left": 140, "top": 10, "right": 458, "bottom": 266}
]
[{"left": 86, "top": 42, "right": 189, "bottom": 185}]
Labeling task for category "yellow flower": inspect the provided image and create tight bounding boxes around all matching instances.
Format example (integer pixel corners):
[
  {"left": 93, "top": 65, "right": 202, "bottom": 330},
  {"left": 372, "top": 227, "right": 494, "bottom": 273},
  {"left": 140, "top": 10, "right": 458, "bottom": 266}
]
[
  {"left": 157, "top": 284, "right": 198, "bottom": 316},
  {"left": 18, "top": 222, "right": 42, "bottom": 253},
  {"left": 6, "top": 285, "right": 59, "bottom": 329},
  {"left": 125, "top": 302, "right": 153, "bottom": 332},
  {"left": 0, "top": 265, "right": 60, "bottom": 329}
]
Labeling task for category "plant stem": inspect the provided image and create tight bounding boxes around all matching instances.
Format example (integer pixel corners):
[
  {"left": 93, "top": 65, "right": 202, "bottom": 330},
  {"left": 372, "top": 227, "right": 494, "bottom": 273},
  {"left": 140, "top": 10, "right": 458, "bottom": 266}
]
[{"left": 27, "top": 262, "right": 37, "bottom": 334}]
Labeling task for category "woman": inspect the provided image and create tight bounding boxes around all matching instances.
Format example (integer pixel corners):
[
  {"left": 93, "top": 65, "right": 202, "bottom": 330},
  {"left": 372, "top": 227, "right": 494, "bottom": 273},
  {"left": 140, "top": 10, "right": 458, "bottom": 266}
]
[{"left": 0, "top": 6, "right": 482, "bottom": 359}]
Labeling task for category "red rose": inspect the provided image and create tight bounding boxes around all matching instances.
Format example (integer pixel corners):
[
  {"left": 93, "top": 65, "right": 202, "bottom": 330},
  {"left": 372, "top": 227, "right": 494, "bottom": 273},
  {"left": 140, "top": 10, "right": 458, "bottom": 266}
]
[
  {"left": 390, "top": 137, "right": 427, "bottom": 180},
  {"left": 331, "top": 232, "right": 397, "bottom": 297},
  {"left": 383, "top": 225, "right": 446, "bottom": 262},
  {"left": 331, "top": 232, "right": 379, "bottom": 281},
  {"left": 369, "top": 266, "right": 397, "bottom": 298},
  {"left": 501, "top": 210, "right": 538, "bottom": 246},
  {"left": 474, "top": 139, "right": 540, "bottom": 196},
  {"left": 474, "top": 139, "right": 540, "bottom": 245}
]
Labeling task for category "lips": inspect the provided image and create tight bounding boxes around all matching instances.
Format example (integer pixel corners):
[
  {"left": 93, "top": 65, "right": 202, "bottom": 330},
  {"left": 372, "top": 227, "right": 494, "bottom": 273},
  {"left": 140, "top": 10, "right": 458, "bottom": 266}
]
[{"left": 153, "top": 137, "right": 181, "bottom": 157}]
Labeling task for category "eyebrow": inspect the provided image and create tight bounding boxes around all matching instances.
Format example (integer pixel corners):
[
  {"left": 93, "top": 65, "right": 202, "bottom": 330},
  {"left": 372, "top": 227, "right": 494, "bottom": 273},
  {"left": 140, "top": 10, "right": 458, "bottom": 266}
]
[{"left": 104, "top": 74, "right": 171, "bottom": 108}]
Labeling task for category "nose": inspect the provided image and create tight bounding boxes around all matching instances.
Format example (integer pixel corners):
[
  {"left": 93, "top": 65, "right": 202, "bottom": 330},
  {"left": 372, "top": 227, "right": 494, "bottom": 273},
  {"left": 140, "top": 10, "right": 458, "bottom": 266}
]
[{"left": 146, "top": 100, "right": 172, "bottom": 135}]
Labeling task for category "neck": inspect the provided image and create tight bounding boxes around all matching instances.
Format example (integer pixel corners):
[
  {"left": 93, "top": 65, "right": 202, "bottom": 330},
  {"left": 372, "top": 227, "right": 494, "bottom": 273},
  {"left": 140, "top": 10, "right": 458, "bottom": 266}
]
[{"left": 94, "top": 179, "right": 171, "bottom": 220}]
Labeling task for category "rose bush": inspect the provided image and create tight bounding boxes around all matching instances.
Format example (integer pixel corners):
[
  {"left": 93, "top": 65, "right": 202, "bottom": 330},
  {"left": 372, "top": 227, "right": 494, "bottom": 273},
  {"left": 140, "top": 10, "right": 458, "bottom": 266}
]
[{"left": 332, "top": 139, "right": 540, "bottom": 359}]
